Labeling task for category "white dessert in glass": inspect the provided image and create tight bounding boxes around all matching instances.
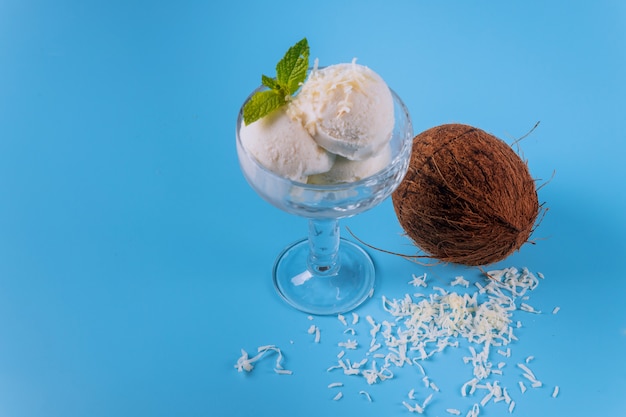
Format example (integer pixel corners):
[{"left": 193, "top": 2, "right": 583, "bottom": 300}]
[{"left": 236, "top": 61, "right": 413, "bottom": 315}]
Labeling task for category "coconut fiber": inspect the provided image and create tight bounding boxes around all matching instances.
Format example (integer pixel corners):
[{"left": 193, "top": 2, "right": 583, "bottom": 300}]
[{"left": 392, "top": 123, "right": 539, "bottom": 266}]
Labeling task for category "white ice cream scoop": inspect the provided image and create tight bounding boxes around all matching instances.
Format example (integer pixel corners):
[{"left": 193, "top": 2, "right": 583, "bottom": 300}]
[
  {"left": 290, "top": 61, "right": 395, "bottom": 161},
  {"left": 307, "top": 144, "right": 392, "bottom": 184},
  {"left": 239, "top": 106, "right": 335, "bottom": 183}
]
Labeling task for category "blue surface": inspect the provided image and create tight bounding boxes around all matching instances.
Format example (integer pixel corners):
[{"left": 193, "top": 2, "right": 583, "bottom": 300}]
[{"left": 1, "top": 1, "right": 625, "bottom": 416}]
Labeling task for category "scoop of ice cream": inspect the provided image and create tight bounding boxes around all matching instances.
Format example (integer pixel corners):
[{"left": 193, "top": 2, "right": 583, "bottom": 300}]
[
  {"left": 289, "top": 61, "right": 394, "bottom": 161},
  {"left": 307, "top": 144, "right": 392, "bottom": 185},
  {"left": 239, "top": 106, "right": 335, "bottom": 182}
]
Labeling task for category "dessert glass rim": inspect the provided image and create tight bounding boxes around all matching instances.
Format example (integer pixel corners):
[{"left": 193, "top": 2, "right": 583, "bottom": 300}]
[{"left": 236, "top": 84, "right": 412, "bottom": 192}]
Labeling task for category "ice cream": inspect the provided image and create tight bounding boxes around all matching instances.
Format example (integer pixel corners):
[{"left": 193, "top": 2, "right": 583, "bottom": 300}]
[
  {"left": 239, "top": 60, "right": 395, "bottom": 185},
  {"left": 307, "top": 144, "right": 392, "bottom": 184},
  {"left": 289, "top": 61, "right": 395, "bottom": 161},
  {"left": 239, "top": 106, "right": 335, "bottom": 183}
]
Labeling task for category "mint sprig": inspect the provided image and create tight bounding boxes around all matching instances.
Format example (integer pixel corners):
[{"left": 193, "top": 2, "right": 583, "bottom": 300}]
[{"left": 243, "top": 38, "right": 309, "bottom": 125}]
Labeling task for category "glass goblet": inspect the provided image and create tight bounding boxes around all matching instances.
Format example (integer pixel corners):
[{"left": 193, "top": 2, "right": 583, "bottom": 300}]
[{"left": 236, "top": 87, "right": 412, "bottom": 315}]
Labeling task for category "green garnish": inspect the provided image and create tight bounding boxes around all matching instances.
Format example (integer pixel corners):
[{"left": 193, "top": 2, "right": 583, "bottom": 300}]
[{"left": 243, "top": 38, "right": 309, "bottom": 125}]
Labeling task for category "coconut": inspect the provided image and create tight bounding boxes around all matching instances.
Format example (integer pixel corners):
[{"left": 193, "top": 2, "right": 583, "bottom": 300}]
[{"left": 391, "top": 123, "right": 539, "bottom": 266}]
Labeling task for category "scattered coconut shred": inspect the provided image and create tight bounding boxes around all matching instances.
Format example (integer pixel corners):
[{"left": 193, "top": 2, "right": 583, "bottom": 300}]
[
  {"left": 234, "top": 345, "right": 293, "bottom": 375},
  {"left": 235, "top": 266, "right": 558, "bottom": 414}
]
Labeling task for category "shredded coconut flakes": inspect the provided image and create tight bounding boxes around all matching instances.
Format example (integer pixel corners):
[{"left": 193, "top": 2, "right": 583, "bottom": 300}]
[
  {"left": 329, "top": 267, "right": 555, "bottom": 412},
  {"left": 359, "top": 390, "right": 373, "bottom": 402},
  {"left": 234, "top": 267, "right": 558, "bottom": 414},
  {"left": 234, "top": 345, "right": 292, "bottom": 375}
]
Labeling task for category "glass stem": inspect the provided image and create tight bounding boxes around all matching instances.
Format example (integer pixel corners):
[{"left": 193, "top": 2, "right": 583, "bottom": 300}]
[{"left": 307, "top": 218, "right": 340, "bottom": 276}]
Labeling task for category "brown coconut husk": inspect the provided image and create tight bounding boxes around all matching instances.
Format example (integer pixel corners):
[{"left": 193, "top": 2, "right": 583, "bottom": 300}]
[{"left": 391, "top": 123, "right": 540, "bottom": 266}]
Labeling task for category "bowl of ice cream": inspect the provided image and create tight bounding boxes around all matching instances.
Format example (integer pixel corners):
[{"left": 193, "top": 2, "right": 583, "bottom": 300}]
[
  {"left": 236, "top": 59, "right": 413, "bottom": 315},
  {"left": 236, "top": 62, "right": 413, "bottom": 219}
]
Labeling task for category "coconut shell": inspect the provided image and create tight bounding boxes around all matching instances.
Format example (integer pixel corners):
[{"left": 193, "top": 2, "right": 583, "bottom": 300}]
[{"left": 392, "top": 123, "right": 539, "bottom": 266}]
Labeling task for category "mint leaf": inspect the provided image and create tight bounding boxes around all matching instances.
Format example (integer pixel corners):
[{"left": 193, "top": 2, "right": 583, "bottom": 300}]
[
  {"left": 243, "top": 89, "right": 285, "bottom": 125},
  {"left": 261, "top": 74, "right": 279, "bottom": 90},
  {"left": 276, "top": 38, "right": 309, "bottom": 94},
  {"left": 242, "top": 38, "right": 310, "bottom": 125}
]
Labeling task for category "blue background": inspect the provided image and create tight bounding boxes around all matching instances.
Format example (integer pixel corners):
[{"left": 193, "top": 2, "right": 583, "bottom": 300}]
[{"left": 1, "top": 0, "right": 625, "bottom": 416}]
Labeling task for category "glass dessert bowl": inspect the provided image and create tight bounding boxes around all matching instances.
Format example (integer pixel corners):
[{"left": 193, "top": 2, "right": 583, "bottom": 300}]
[{"left": 236, "top": 87, "right": 413, "bottom": 315}]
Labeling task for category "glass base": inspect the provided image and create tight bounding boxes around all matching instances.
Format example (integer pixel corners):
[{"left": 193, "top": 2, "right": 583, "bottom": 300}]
[{"left": 272, "top": 238, "right": 375, "bottom": 315}]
